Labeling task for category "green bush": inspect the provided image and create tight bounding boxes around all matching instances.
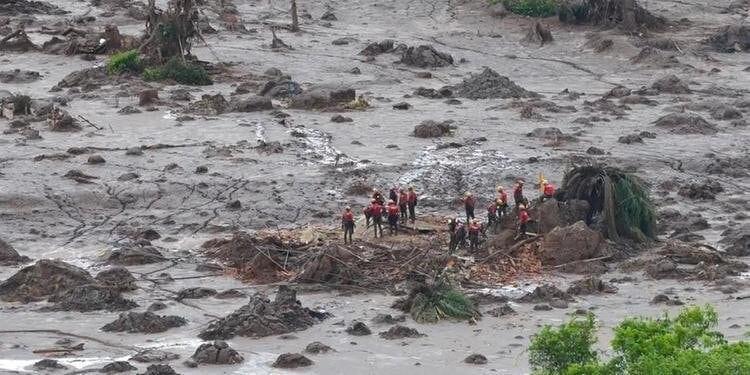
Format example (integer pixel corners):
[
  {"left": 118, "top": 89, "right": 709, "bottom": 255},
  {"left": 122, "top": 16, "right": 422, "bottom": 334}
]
[
  {"left": 529, "top": 306, "right": 750, "bottom": 375},
  {"left": 502, "top": 0, "right": 558, "bottom": 17},
  {"left": 106, "top": 50, "right": 141, "bottom": 75},
  {"left": 142, "top": 58, "right": 212, "bottom": 86}
]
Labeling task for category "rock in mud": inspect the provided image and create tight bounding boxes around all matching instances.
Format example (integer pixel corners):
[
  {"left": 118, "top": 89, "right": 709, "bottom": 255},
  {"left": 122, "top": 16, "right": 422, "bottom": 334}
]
[
  {"left": 485, "top": 303, "right": 515, "bottom": 317},
  {"left": 190, "top": 94, "right": 229, "bottom": 115},
  {"left": 464, "top": 353, "right": 488, "bottom": 365},
  {"left": 359, "top": 39, "right": 400, "bottom": 56},
  {"left": 651, "top": 75, "right": 691, "bottom": 94},
  {"left": 100, "top": 361, "right": 137, "bottom": 373},
  {"left": 399, "top": 45, "right": 453, "bottom": 68},
  {"left": 371, "top": 313, "right": 406, "bottom": 325},
  {"left": 176, "top": 287, "right": 217, "bottom": 300},
  {"left": 131, "top": 349, "right": 180, "bottom": 363},
  {"left": 46, "top": 284, "right": 137, "bottom": 312},
  {"left": 540, "top": 221, "right": 605, "bottom": 266},
  {"left": 706, "top": 25, "right": 750, "bottom": 53},
  {"left": 0, "top": 259, "right": 94, "bottom": 302},
  {"left": 230, "top": 95, "right": 273, "bottom": 112},
  {"left": 272, "top": 353, "right": 313, "bottom": 368},
  {"left": 651, "top": 294, "right": 684, "bottom": 305},
  {"left": 259, "top": 79, "right": 302, "bottom": 98},
  {"left": 0, "top": 0, "right": 67, "bottom": 15},
  {"left": 33, "top": 359, "right": 66, "bottom": 370},
  {"left": 653, "top": 113, "right": 717, "bottom": 135},
  {"left": 710, "top": 104, "right": 743, "bottom": 120},
  {"left": 346, "top": 321, "right": 372, "bottom": 336},
  {"left": 118, "top": 172, "right": 139, "bottom": 181},
  {"left": 451, "top": 68, "right": 537, "bottom": 99},
  {"left": 678, "top": 180, "right": 723, "bottom": 200},
  {"left": 320, "top": 10, "right": 337, "bottom": 20},
  {"left": 199, "top": 286, "right": 329, "bottom": 340},
  {"left": 95, "top": 267, "right": 137, "bottom": 291},
  {"left": 147, "top": 302, "right": 167, "bottom": 312},
  {"left": 526, "top": 127, "right": 577, "bottom": 143},
  {"left": 215, "top": 289, "right": 246, "bottom": 299},
  {"left": 534, "top": 304, "right": 553, "bottom": 311},
  {"left": 630, "top": 47, "right": 682, "bottom": 68},
  {"left": 586, "top": 146, "right": 606, "bottom": 155},
  {"left": 719, "top": 225, "right": 750, "bottom": 256},
  {"left": 331, "top": 114, "right": 353, "bottom": 123},
  {"left": 118, "top": 106, "right": 141, "bottom": 115},
  {"left": 379, "top": 325, "right": 425, "bottom": 340},
  {"left": 0, "top": 69, "right": 41, "bottom": 83},
  {"left": 414, "top": 87, "right": 453, "bottom": 99},
  {"left": 0, "top": 238, "right": 30, "bottom": 265},
  {"left": 566, "top": 277, "right": 617, "bottom": 295},
  {"left": 102, "top": 312, "right": 187, "bottom": 333},
  {"left": 518, "top": 284, "right": 574, "bottom": 304},
  {"left": 413, "top": 120, "right": 455, "bottom": 138},
  {"left": 107, "top": 244, "right": 167, "bottom": 265},
  {"left": 192, "top": 341, "right": 243, "bottom": 365},
  {"left": 646, "top": 259, "right": 686, "bottom": 279},
  {"left": 521, "top": 21, "right": 553, "bottom": 46},
  {"left": 393, "top": 102, "right": 411, "bottom": 110},
  {"left": 618, "top": 133, "right": 643, "bottom": 144},
  {"left": 63, "top": 169, "right": 98, "bottom": 183},
  {"left": 139, "top": 364, "right": 179, "bottom": 375},
  {"left": 305, "top": 341, "right": 334, "bottom": 354},
  {"left": 289, "top": 90, "right": 332, "bottom": 110},
  {"left": 87, "top": 154, "right": 106, "bottom": 164},
  {"left": 56, "top": 67, "right": 107, "bottom": 88}
]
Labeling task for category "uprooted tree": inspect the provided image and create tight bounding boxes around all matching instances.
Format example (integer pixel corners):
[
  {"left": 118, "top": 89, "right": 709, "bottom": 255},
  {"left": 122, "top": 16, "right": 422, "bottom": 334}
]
[
  {"left": 557, "top": 0, "right": 665, "bottom": 32},
  {"left": 139, "top": 0, "right": 199, "bottom": 63}
]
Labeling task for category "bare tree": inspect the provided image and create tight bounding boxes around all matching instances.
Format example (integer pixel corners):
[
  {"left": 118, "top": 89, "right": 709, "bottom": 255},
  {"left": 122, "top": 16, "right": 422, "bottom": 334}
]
[{"left": 290, "top": 0, "right": 300, "bottom": 32}]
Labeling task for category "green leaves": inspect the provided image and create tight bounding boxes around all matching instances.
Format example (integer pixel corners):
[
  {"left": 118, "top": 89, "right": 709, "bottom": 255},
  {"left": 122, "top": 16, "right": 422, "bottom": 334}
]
[
  {"left": 106, "top": 50, "right": 141, "bottom": 75},
  {"left": 529, "top": 314, "right": 598, "bottom": 373},
  {"left": 142, "top": 58, "right": 212, "bottom": 86},
  {"left": 407, "top": 282, "right": 479, "bottom": 323},
  {"left": 501, "top": 0, "right": 558, "bottom": 17}
]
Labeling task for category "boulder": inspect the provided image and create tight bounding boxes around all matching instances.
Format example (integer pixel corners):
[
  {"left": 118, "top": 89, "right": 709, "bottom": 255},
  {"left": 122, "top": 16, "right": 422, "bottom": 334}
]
[
  {"left": 176, "top": 287, "right": 217, "bottom": 300},
  {"left": 272, "top": 353, "right": 312, "bottom": 368},
  {"left": 413, "top": 120, "right": 455, "bottom": 138},
  {"left": 139, "top": 364, "right": 179, "bottom": 375},
  {"left": 304, "top": 342, "right": 334, "bottom": 354},
  {"left": 102, "top": 312, "right": 187, "bottom": 333},
  {"left": 540, "top": 221, "right": 605, "bottom": 266},
  {"left": 566, "top": 277, "right": 617, "bottom": 295},
  {"left": 106, "top": 245, "right": 167, "bottom": 265},
  {"left": 0, "top": 259, "right": 94, "bottom": 302},
  {"left": 379, "top": 325, "right": 425, "bottom": 340},
  {"left": 192, "top": 341, "right": 244, "bottom": 365},
  {"left": 399, "top": 45, "right": 453, "bottom": 68},
  {"left": 0, "top": 238, "right": 29, "bottom": 265},
  {"left": 464, "top": 353, "right": 488, "bottom": 364},
  {"left": 46, "top": 284, "right": 137, "bottom": 312},
  {"left": 100, "top": 361, "right": 137, "bottom": 373},
  {"left": 230, "top": 96, "right": 273, "bottom": 112},
  {"left": 345, "top": 321, "right": 371, "bottom": 336}
]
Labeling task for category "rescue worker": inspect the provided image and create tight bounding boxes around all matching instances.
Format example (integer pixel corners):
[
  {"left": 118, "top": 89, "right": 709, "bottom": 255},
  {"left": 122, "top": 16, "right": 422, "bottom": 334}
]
[
  {"left": 447, "top": 217, "right": 458, "bottom": 253},
  {"left": 386, "top": 199, "right": 400, "bottom": 235},
  {"left": 486, "top": 201, "right": 498, "bottom": 232},
  {"left": 455, "top": 220, "right": 467, "bottom": 250},
  {"left": 407, "top": 186, "right": 418, "bottom": 223},
  {"left": 398, "top": 189, "right": 409, "bottom": 223},
  {"left": 517, "top": 204, "right": 529, "bottom": 239},
  {"left": 363, "top": 201, "right": 373, "bottom": 228},
  {"left": 513, "top": 180, "right": 526, "bottom": 208},
  {"left": 468, "top": 219, "right": 482, "bottom": 251},
  {"left": 541, "top": 179, "right": 556, "bottom": 202},
  {"left": 389, "top": 186, "right": 399, "bottom": 205},
  {"left": 463, "top": 192, "right": 476, "bottom": 223},
  {"left": 496, "top": 186, "right": 508, "bottom": 222},
  {"left": 372, "top": 189, "right": 385, "bottom": 205},
  {"left": 341, "top": 206, "right": 355, "bottom": 244},
  {"left": 370, "top": 200, "right": 384, "bottom": 238}
]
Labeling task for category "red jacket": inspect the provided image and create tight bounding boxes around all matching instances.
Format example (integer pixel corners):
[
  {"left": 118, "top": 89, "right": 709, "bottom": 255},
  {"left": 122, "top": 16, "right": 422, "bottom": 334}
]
[
  {"left": 464, "top": 196, "right": 475, "bottom": 208},
  {"left": 407, "top": 192, "right": 417, "bottom": 204},
  {"left": 487, "top": 203, "right": 497, "bottom": 214},
  {"left": 342, "top": 211, "right": 354, "bottom": 223},
  {"left": 399, "top": 192, "right": 408, "bottom": 206},
  {"left": 468, "top": 223, "right": 481, "bottom": 234},
  {"left": 544, "top": 184, "right": 555, "bottom": 197},
  {"left": 387, "top": 204, "right": 399, "bottom": 216},
  {"left": 498, "top": 191, "right": 508, "bottom": 204},
  {"left": 370, "top": 203, "right": 382, "bottom": 217},
  {"left": 363, "top": 206, "right": 371, "bottom": 216},
  {"left": 519, "top": 210, "right": 529, "bottom": 224}
]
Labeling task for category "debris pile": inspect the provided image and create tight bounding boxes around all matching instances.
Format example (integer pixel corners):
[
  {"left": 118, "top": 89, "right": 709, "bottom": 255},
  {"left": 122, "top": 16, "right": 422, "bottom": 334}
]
[
  {"left": 192, "top": 341, "right": 244, "bottom": 365},
  {"left": 0, "top": 259, "right": 95, "bottom": 302},
  {"left": 451, "top": 68, "right": 537, "bottom": 99},
  {"left": 399, "top": 45, "right": 453, "bottom": 68},
  {"left": 102, "top": 312, "right": 187, "bottom": 333}
]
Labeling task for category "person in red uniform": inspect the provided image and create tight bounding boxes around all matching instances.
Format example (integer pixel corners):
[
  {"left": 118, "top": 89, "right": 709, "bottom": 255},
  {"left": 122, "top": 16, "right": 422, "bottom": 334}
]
[
  {"left": 386, "top": 200, "right": 400, "bottom": 235},
  {"left": 389, "top": 186, "right": 399, "bottom": 205},
  {"left": 447, "top": 217, "right": 458, "bottom": 253},
  {"left": 463, "top": 192, "right": 476, "bottom": 223},
  {"left": 341, "top": 206, "right": 355, "bottom": 244},
  {"left": 517, "top": 204, "right": 529, "bottom": 239},
  {"left": 454, "top": 220, "right": 466, "bottom": 251},
  {"left": 513, "top": 180, "right": 526, "bottom": 208},
  {"left": 541, "top": 180, "right": 556, "bottom": 202},
  {"left": 398, "top": 189, "right": 409, "bottom": 223},
  {"left": 468, "top": 219, "right": 482, "bottom": 251},
  {"left": 372, "top": 189, "right": 385, "bottom": 205},
  {"left": 486, "top": 201, "right": 498, "bottom": 232},
  {"left": 362, "top": 201, "right": 373, "bottom": 228},
  {"left": 496, "top": 186, "right": 508, "bottom": 222},
  {"left": 407, "top": 186, "right": 418, "bottom": 223},
  {"left": 370, "top": 200, "right": 384, "bottom": 238}
]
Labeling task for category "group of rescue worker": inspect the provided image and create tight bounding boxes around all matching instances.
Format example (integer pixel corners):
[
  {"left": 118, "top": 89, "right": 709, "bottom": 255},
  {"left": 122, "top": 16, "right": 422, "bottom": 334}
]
[{"left": 340, "top": 178, "right": 557, "bottom": 250}]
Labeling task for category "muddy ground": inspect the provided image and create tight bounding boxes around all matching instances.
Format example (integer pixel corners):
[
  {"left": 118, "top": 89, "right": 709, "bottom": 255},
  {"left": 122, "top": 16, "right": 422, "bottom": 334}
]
[{"left": 0, "top": 0, "right": 749, "bottom": 373}]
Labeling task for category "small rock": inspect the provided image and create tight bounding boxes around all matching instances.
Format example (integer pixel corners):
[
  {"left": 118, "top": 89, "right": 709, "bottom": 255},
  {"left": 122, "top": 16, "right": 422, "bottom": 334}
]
[
  {"left": 138, "top": 89, "right": 159, "bottom": 106},
  {"left": 371, "top": 313, "right": 406, "bottom": 325},
  {"left": 125, "top": 147, "right": 143, "bottom": 156},
  {"left": 393, "top": 102, "right": 411, "bottom": 110},
  {"left": 304, "top": 341, "right": 334, "bottom": 354},
  {"left": 378, "top": 325, "right": 425, "bottom": 340},
  {"left": 464, "top": 353, "right": 487, "bottom": 365},
  {"left": 586, "top": 146, "right": 606, "bottom": 155},
  {"left": 331, "top": 114, "right": 353, "bottom": 123},
  {"left": 320, "top": 11, "right": 337, "bottom": 21},
  {"left": 195, "top": 165, "right": 208, "bottom": 174},
  {"left": 87, "top": 155, "right": 105, "bottom": 164},
  {"left": 118, "top": 106, "right": 141, "bottom": 115},
  {"left": 345, "top": 321, "right": 372, "bottom": 336},
  {"left": 533, "top": 304, "right": 553, "bottom": 311},
  {"left": 192, "top": 340, "right": 244, "bottom": 365},
  {"left": 33, "top": 359, "right": 66, "bottom": 370},
  {"left": 139, "top": 364, "right": 178, "bottom": 375},
  {"left": 118, "top": 172, "right": 139, "bottom": 182},
  {"left": 272, "top": 353, "right": 313, "bottom": 368},
  {"left": 100, "top": 361, "right": 137, "bottom": 373}
]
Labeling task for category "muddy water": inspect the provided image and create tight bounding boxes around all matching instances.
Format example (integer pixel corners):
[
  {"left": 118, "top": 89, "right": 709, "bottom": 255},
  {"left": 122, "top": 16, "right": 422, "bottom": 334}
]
[{"left": 1, "top": 0, "right": 749, "bottom": 373}]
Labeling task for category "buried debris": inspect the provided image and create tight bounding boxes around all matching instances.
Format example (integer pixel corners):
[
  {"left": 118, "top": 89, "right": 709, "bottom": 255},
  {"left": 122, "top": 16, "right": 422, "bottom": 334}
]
[
  {"left": 0, "top": 259, "right": 95, "bottom": 302},
  {"left": 346, "top": 321, "right": 372, "bottom": 336},
  {"left": 379, "top": 325, "right": 426, "bottom": 340},
  {"left": 102, "top": 312, "right": 187, "bottom": 333},
  {"left": 199, "top": 286, "right": 329, "bottom": 340},
  {"left": 558, "top": 0, "right": 666, "bottom": 32},
  {"left": 464, "top": 353, "right": 488, "bottom": 365},
  {"left": 706, "top": 25, "right": 750, "bottom": 53},
  {"left": 192, "top": 341, "right": 244, "bottom": 365}
]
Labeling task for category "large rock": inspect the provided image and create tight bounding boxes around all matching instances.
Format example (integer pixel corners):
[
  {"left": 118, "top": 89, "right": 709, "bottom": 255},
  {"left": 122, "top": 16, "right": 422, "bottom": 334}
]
[
  {"left": 199, "top": 286, "right": 329, "bottom": 340},
  {"left": 56, "top": 67, "right": 107, "bottom": 88},
  {"left": 102, "top": 312, "right": 187, "bottom": 333},
  {"left": 191, "top": 341, "right": 244, "bottom": 365},
  {"left": 0, "top": 259, "right": 94, "bottom": 302},
  {"left": 533, "top": 199, "right": 590, "bottom": 234},
  {"left": 0, "top": 238, "right": 29, "bottom": 265},
  {"left": 651, "top": 75, "right": 691, "bottom": 94},
  {"left": 230, "top": 96, "right": 273, "bottom": 112},
  {"left": 289, "top": 90, "right": 331, "bottom": 110},
  {"left": 413, "top": 120, "right": 455, "bottom": 138},
  {"left": 45, "top": 284, "right": 137, "bottom": 312},
  {"left": 399, "top": 45, "right": 453, "bottom": 68},
  {"left": 720, "top": 225, "right": 750, "bottom": 256},
  {"left": 272, "top": 353, "right": 312, "bottom": 368},
  {"left": 540, "top": 221, "right": 605, "bottom": 266},
  {"left": 101, "top": 361, "right": 137, "bottom": 373},
  {"left": 107, "top": 245, "right": 167, "bottom": 265},
  {"left": 95, "top": 267, "right": 138, "bottom": 291}
]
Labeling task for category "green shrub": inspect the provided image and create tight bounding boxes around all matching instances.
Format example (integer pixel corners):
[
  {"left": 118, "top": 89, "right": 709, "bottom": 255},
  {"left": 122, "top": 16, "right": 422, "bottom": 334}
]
[
  {"left": 529, "top": 306, "right": 750, "bottom": 375},
  {"left": 107, "top": 50, "right": 141, "bottom": 75},
  {"left": 142, "top": 58, "right": 212, "bottom": 86},
  {"left": 558, "top": 2, "right": 590, "bottom": 24},
  {"left": 502, "top": 0, "right": 558, "bottom": 17}
]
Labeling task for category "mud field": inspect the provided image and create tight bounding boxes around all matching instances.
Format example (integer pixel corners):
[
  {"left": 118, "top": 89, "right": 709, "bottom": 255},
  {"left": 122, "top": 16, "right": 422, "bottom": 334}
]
[{"left": 0, "top": 0, "right": 749, "bottom": 373}]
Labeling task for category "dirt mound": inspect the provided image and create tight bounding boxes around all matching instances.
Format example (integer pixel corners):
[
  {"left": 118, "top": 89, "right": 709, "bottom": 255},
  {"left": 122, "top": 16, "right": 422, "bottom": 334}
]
[
  {"left": 521, "top": 22, "right": 553, "bottom": 46},
  {"left": 0, "top": 0, "right": 67, "bottom": 15},
  {"left": 95, "top": 267, "right": 138, "bottom": 291},
  {"left": 0, "top": 69, "right": 41, "bottom": 83},
  {"left": 55, "top": 67, "right": 108, "bottom": 88},
  {"left": 517, "top": 284, "right": 574, "bottom": 304},
  {"left": 359, "top": 40, "right": 402, "bottom": 55},
  {"left": 0, "top": 259, "right": 94, "bottom": 302},
  {"left": 272, "top": 353, "right": 313, "bottom": 368},
  {"left": 540, "top": 221, "right": 605, "bottom": 266},
  {"left": 659, "top": 240, "right": 724, "bottom": 264},
  {"left": 192, "top": 341, "right": 243, "bottom": 365},
  {"left": 451, "top": 68, "right": 537, "bottom": 99},
  {"left": 630, "top": 47, "right": 681, "bottom": 68},
  {"left": 304, "top": 342, "right": 334, "bottom": 354},
  {"left": 399, "top": 45, "right": 453, "bottom": 67},
  {"left": 371, "top": 313, "right": 406, "bottom": 325},
  {"left": 346, "top": 321, "right": 372, "bottom": 336},
  {"left": 464, "top": 353, "right": 488, "bottom": 365},
  {"left": 45, "top": 284, "right": 137, "bottom": 312},
  {"left": 176, "top": 287, "right": 217, "bottom": 300},
  {"left": 140, "top": 364, "right": 179, "bottom": 375},
  {"left": 485, "top": 303, "right": 515, "bottom": 317},
  {"left": 379, "top": 325, "right": 425, "bottom": 340},
  {"left": 413, "top": 120, "right": 455, "bottom": 138},
  {"left": 199, "top": 286, "right": 329, "bottom": 340},
  {"left": 107, "top": 244, "right": 167, "bottom": 265},
  {"left": 653, "top": 113, "right": 717, "bottom": 135},
  {"left": 707, "top": 25, "right": 750, "bottom": 53},
  {"left": 710, "top": 104, "right": 743, "bottom": 120},
  {"left": 101, "top": 361, "right": 137, "bottom": 373},
  {"left": 102, "top": 312, "right": 187, "bottom": 333},
  {"left": 677, "top": 180, "right": 723, "bottom": 200},
  {"left": 720, "top": 225, "right": 750, "bottom": 256},
  {"left": 566, "top": 277, "right": 617, "bottom": 295},
  {"left": 0, "top": 238, "right": 29, "bottom": 265},
  {"left": 651, "top": 75, "right": 691, "bottom": 94},
  {"left": 295, "top": 245, "right": 362, "bottom": 284}
]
